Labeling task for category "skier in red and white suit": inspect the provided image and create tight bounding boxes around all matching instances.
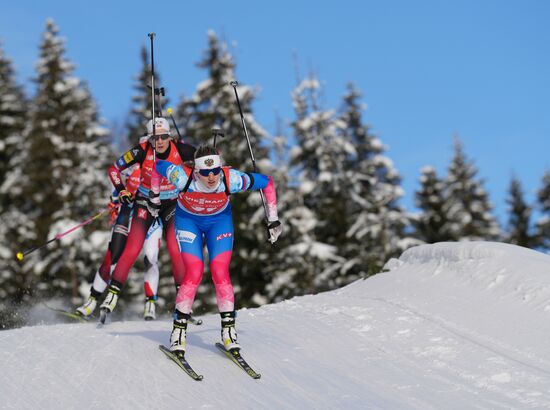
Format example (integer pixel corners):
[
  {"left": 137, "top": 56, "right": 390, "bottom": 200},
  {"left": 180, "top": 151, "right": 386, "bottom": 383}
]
[
  {"left": 75, "top": 143, "right": 163, "bottom": 320},
  {"left": 99, "top": 118, "right": 195, "bottom": 317}
]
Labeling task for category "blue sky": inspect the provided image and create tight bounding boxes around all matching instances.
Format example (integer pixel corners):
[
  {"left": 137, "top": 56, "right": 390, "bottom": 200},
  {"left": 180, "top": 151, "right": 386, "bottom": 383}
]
[{"left": 1, "top": 0, "right": 549, "bottom": 223}]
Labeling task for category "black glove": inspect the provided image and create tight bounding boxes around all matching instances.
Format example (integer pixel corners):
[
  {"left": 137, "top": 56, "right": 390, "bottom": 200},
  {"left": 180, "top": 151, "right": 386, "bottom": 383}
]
[
  {"left": 147, "top": 191, "right": 161, "bottom": 218},
  {"left": 267, "top": 220, "right": 282, "bottom": 244},
  {"left": 119, "top": 190, "right": 134, "bottom": 205}
]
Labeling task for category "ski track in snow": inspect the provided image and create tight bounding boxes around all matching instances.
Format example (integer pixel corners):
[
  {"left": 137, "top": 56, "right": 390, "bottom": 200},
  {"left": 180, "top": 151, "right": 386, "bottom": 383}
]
[{"left": 1, "top": 241, "right": 550, "bottom": 409}]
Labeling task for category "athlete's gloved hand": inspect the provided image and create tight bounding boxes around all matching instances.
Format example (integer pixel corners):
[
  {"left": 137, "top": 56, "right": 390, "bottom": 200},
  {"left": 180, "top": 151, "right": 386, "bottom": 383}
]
[
  {"left": 267, "top": 220, "right": 282, "bottom": 244},
  {"left": 119, "top": 190, "right": 134, "bottom": 205},
  {"left": 147, "top": 191, "right": 161, "bottom": 218}
]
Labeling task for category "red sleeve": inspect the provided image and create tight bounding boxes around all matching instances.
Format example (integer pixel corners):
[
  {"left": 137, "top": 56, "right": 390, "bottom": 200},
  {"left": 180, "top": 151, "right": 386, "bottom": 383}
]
[
  {"left": 109, "top": 145, "right": 145, "bottom": 192},
  {"left": 108, "top": 164, "right": 125, "bottom": 192}
]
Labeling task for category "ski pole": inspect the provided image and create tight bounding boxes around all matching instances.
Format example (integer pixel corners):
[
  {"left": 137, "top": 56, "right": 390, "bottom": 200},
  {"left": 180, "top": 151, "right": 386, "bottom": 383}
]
[
  {"left": 167, "top": 107, "right": 182, "bottom": 140},
  {"left": 148, "top": 32, "right": 157, "bottom": 161},
  {"left": 212, "top": 127, "right": 224, "bottom": 148},
  {"left": 229, "top": 80, "right": 269, "bottom": 222},
  {"left": 16, "top": 205, "right": 118, "bottom": 261}
]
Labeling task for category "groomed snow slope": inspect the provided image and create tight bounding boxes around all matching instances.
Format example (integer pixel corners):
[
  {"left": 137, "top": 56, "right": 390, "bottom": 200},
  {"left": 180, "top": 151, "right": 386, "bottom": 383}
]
[{"left": 1, "top": 241, "right": 550, "bottom": 409}]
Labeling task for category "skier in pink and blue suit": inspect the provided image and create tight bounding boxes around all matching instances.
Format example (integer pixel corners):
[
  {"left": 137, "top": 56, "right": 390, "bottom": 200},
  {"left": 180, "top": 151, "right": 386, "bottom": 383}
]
[{"left": 154, "top": 145, "right": 282, "bottom": 353}]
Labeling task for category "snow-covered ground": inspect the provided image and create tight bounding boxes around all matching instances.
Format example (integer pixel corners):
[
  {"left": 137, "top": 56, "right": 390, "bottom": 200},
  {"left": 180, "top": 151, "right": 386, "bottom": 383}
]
[{"left": 2, "top": 241, "right": 550, "bottom": 409}]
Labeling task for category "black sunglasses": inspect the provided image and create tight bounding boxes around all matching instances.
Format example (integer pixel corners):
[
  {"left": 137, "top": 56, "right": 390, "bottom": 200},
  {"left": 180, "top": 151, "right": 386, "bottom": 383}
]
[
  {"left": 150, "top": 133, "right": 171, "bottom": 141},
  {"left": 197, "top": 167, "right": 222, "bottom": 177}
]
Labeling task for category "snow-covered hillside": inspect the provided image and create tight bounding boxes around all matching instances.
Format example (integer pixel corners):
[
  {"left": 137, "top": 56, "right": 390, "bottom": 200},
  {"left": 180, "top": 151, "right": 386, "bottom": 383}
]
[{"left": 2, "top": 241, "right": 550, "bottom": 409}]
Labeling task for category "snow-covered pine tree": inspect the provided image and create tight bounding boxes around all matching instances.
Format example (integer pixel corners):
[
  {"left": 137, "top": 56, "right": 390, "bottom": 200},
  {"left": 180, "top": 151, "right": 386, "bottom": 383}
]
[
  {"left": 287, "top": 75, "right": 349, "bottom": 290},
  {"left": 340, "top": 83, "right": 413, "bottom": 276},
  {"left": 260, "top": 115, "right": 330, "bottom": 301},
  {"left": 414, "top": 166, "right": 452, "bottom": 243},
  {"left": 534, "top": 170, "right": 550, "bottom": 251},
  {"left": 176, "top": 31, "right": 273, "bottom": 311},
  {"left": 0, "top": 42, "right": 26, "bottom": 197},
  {"left": 445, "top": 137, "right": 501, "bottom": 241},
  {"left": 0, "top": 41, "right": 31, "bottom": 326},
  {"left": 13, "top": 20, "right": 112, "bottom": 302},
  {"left": 125, "top": 45, "right": 168, "bottom": 149},
  {"left": 505, "top": 175, "right": 533, "bottom": 248}
]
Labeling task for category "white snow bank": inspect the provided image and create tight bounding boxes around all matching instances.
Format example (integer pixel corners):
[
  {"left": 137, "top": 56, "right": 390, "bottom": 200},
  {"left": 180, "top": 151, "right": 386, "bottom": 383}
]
[{"left": 384, "top": 241, "right": 550, "bottom": 313}]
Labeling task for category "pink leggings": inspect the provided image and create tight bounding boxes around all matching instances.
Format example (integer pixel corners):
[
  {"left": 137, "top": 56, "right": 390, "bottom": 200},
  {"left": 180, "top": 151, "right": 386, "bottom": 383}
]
[{"left": 175, "top": 250, "right": 234, "bottom": 314}]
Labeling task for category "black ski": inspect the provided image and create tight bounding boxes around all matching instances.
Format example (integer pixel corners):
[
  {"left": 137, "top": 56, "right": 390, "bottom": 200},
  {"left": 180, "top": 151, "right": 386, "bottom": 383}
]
[
  {"left": 215, "top": 343, "right": 261, "bottom": 379},
  {"left": 159, "top": 345, "right": 203, "bottom": 381}
]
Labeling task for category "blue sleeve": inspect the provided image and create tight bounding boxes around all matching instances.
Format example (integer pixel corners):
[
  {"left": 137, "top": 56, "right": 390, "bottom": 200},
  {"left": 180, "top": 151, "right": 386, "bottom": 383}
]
[
  {"left": 156, "top": 160, "right": 189, "bottom": 191},
  {"left": 248, "top": 172, "right": 269, "bottom": 190},
  {"left": 228, "top": 169, "right": 269, "bottom": 193}
]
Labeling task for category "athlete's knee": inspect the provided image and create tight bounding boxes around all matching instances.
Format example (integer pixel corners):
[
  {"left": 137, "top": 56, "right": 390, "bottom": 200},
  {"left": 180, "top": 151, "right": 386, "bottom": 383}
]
[
  {"left": 98, "top": 251, "right": 112, "bottom": 278},
  {"left": 210, "top": 251, "right": 232, "bottom": 285},
  {"left": 125, "top": 242, "right": 144, "bottom": 260},
  {"left": 181, "top": 254, "right": 204, "bottom": 286}
]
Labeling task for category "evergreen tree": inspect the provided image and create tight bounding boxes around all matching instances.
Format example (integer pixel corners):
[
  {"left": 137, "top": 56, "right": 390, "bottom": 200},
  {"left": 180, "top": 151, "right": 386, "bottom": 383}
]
[
  {"left": 294, "top": 79, "right": 352, "bottom": 237},
  {"left": 262, "top": 115, "right": 341, "bottom": 301},
  {"left": 176, "top": 31, "right": 273, "bottom": 311},
  {"left": 414, "top": 166, "right": 451, "bottom": 243},
  {"left": 340, "top": 83, "right": 413, "bottom": 276},
  {"left": 445, "top": 137, "right": 500, "bottom": 240},
  {"left": 0, "top": 41, "right": 31, "bottom": 326},
  {"left": 534, "top": 170, "right": 550, "bottom": 251},
  {"left": 125, "top": 45, "right": 168, "bottom": 148},
  {"left": 505, "top": 176, "right": 533, "bottom": 247},
  {"left": 0, "top": 42, "right": 26, "bottom": 195},
  {"left": 288, "top": 75, "right": 351, "bottom": 290},
  {"left": 8, "top": 20, "right": 112, "bottom": 303}
]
